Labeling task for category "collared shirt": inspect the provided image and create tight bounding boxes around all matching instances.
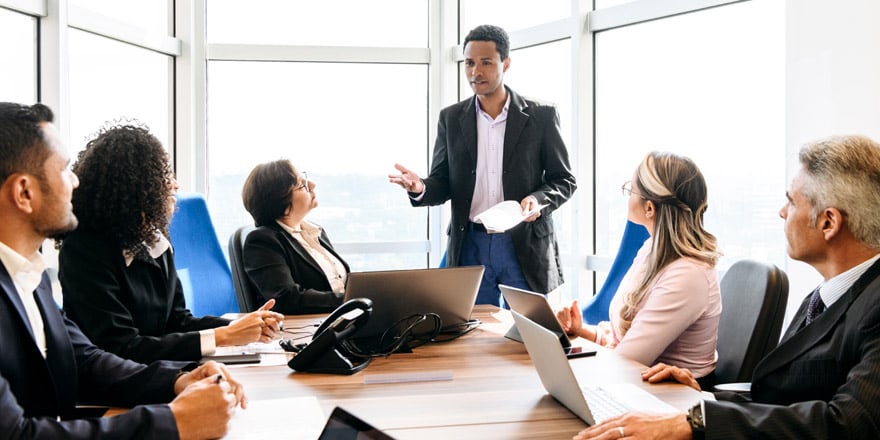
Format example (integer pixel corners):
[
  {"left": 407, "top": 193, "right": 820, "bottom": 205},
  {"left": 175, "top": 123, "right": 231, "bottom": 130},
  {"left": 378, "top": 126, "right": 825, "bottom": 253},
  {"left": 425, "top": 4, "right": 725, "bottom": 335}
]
[
  {"left": 818, "top": 253, "right": 880, "bottom": 309},
  {"left": 0, "top": 241, "right": 48, "bottom": 358},
  {"left": 277, "top": 220, "right": 347, "bottom": 293},
  {"left": 469, "top": 94, "right": 511, "bottom": 221},
  {"left": 122, "top": 231, "right": 216, "bottom": 355}
]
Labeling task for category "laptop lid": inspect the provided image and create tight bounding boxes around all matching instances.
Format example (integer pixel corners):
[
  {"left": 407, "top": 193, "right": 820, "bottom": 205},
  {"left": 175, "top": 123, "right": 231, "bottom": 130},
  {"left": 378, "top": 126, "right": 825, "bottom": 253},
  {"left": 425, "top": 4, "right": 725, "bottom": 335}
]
[
  {"left": 317, "top": 406, "right": 396, "bottom": 440},
  {"left": 511, "top": 310, "right": 676, "bottom": 425},
  {"left": 343, "top": 266, "right": 484, "bottom": 339},
  {"left": 500, "top": 284, "right": 571, "bottom": 351}
]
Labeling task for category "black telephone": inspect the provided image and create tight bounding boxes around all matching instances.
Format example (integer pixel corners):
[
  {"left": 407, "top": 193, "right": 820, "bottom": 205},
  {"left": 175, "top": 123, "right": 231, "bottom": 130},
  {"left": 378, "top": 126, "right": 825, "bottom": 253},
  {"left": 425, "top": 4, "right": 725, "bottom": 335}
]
[{"left": 288, "top": 298, "right": 373, "bottom": 374}]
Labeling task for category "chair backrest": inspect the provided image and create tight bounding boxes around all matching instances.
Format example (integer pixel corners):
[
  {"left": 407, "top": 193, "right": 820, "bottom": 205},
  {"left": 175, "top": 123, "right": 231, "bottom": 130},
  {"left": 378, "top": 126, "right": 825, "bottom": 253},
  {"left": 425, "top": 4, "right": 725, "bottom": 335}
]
[
  {"left": 715, "top": 259, "right": 789, "bottom": 384},
  {"left": 228, "top": 225, "right": 261, "bottom": 312},
  {"left": 581, "top": 220, "right": 650, "bottom": 324},
  {"left": 168, "top": 193, "right": 239, "bottom": 317}
]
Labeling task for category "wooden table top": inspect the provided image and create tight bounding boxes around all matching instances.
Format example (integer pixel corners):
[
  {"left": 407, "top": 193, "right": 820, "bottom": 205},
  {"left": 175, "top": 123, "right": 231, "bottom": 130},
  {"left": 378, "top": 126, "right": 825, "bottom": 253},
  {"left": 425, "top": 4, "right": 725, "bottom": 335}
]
[{"left": 224, "top": 305, "right": 702, "bottom": 439}]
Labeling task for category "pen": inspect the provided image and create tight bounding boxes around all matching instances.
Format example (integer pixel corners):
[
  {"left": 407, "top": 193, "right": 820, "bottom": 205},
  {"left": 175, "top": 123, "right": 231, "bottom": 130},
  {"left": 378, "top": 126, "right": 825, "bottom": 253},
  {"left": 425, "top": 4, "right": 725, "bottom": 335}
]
[{"left": 215, "top": 374, "right": 224, "bottom": 384}]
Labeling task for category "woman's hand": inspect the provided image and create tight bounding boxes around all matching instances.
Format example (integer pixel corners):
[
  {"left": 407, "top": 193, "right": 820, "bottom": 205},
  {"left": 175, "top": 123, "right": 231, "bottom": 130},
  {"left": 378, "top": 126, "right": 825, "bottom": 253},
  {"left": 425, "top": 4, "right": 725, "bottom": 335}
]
[
  {"left": 215, "top": 299, "right": 284, "bottom": 346},
  {"left": 641, "top": 363, "right": 701, "bottom": 391},
  {"left": 557, "top": 299, "right": 584, "bottom": 335}
]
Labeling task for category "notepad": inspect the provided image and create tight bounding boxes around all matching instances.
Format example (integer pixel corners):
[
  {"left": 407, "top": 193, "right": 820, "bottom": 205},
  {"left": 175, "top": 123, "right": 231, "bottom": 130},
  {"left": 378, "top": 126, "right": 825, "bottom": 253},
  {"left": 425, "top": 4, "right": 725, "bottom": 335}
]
[
  {"left": 364, "top": 370, "right": 454, "bottom": 384},
  {"left": 474, "top": 200, "right": 547, "bottom": 233}
]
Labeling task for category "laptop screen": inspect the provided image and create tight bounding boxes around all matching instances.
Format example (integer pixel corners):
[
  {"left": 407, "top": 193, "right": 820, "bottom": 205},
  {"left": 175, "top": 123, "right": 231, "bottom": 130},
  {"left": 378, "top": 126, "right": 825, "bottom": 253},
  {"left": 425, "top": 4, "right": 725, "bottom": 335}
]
[
  {"left": 317, "top": 407, "right": 396, "bottom": 440},
  {"left": 343, "top": 266, "right": 484, "bottom": 339}
]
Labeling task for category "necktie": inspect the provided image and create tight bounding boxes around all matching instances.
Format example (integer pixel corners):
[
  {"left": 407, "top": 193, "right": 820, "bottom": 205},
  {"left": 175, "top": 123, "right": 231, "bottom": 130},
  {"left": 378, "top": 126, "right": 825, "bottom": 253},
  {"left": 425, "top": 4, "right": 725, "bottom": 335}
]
[{"left": 806, "top": 286, "right": 826, "bottom": 325}]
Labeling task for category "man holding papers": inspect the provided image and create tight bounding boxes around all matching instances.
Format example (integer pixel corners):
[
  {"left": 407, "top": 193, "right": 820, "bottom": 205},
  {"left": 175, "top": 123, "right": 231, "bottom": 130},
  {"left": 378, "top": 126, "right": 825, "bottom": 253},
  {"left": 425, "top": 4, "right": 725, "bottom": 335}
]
[{"left": 389, "top": 25, "right": 576, "bottom": 306}]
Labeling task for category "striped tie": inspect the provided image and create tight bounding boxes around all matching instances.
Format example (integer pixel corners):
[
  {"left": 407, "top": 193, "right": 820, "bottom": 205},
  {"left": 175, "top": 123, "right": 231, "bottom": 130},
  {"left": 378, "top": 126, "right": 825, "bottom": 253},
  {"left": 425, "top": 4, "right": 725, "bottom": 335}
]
[{"left": 805, "top": 286, "right": 825, "bottom": 325}]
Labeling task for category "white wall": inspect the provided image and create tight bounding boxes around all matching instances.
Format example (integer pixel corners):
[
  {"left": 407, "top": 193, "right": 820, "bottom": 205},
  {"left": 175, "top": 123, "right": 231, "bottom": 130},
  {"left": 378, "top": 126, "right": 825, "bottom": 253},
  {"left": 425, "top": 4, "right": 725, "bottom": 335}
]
[{"left": 782, "top": 0, "right": 880, "bottom": 329}]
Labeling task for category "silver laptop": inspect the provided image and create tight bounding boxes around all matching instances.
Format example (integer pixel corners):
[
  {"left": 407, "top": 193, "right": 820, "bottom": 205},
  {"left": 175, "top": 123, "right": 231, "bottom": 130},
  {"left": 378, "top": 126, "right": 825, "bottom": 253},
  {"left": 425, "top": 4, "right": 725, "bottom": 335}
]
[
  {"left": 511, "top": 310, "right": 677, "bottom": 425},
  {"left": 500, "top": 284, "right": 573, "bottom": 350},
  {"left": 343, "top": 266, "right": 484, "bottom": 340}
]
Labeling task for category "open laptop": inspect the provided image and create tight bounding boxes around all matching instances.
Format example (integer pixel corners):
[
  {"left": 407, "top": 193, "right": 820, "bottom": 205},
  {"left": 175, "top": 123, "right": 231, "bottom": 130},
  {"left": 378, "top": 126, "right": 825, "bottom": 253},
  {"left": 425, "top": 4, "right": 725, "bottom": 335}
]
[
  {"left": 511, "top": 310, "right": 677, "bottom": 425},
  {"left": 343, "top": 266, "right": 484, "bottom": 340},
  {"left": 317, "top": 406, "right": 396, "bottom": 440},
  {"left": 500, "top": 284, "right": 580, "bottom": 355}
]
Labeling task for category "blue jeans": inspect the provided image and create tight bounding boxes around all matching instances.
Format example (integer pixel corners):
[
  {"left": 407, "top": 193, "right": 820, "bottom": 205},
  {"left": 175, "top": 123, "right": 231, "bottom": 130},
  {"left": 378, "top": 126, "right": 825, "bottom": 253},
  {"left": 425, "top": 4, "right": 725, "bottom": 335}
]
[{"left": 460, "top": 222, "right": 530, "bottom": 307}]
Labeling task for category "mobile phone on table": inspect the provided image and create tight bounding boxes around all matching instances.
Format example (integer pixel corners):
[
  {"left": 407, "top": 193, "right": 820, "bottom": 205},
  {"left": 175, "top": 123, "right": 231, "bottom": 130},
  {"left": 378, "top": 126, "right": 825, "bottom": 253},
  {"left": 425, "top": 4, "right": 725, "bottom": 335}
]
[{"left": 565, "top": 346, "right": 597, "bottom": 359}]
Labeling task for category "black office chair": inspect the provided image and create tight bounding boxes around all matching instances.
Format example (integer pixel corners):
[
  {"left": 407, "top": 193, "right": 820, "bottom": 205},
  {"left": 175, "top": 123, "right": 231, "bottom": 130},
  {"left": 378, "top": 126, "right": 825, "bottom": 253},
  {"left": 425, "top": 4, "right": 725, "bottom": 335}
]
[
  {"left": 714, "top": 259, "right": 789, "bottom": 390},
  {"left": 228, "top": 225, "right": 260, "bottom": 312}
]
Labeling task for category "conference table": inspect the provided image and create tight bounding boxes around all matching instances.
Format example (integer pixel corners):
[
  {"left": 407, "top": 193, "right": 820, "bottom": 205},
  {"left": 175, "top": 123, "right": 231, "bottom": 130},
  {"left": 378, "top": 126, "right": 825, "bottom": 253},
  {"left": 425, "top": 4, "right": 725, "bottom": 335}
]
[{"left": 223, "top": 305, "right": 703, "bottom": 439}]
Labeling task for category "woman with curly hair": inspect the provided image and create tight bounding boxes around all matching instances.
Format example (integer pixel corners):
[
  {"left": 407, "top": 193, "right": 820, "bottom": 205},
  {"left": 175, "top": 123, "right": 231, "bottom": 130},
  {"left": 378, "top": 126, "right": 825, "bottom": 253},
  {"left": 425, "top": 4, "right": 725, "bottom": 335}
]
[
  {"left": 59, "top": 124, "right": 284, "bottom": 363},
  {"left": 556, "top": 151, "right": 722, "bottom": 389}
]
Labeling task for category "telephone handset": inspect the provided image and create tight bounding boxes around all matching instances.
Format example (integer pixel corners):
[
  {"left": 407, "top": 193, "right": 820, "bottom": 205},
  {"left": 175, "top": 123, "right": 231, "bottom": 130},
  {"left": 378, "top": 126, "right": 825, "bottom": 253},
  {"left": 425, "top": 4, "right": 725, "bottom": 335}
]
[{"left": 288, "top": 298, "right": 373, "bottom": 374}]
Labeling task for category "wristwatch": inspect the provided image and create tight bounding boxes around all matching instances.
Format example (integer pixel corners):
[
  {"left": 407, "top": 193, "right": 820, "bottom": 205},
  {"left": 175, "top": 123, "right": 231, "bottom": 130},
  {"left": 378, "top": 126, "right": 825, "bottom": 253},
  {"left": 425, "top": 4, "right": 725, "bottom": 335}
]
[{"left": 687, "top": 402, "right": 706, "bottom": 440}]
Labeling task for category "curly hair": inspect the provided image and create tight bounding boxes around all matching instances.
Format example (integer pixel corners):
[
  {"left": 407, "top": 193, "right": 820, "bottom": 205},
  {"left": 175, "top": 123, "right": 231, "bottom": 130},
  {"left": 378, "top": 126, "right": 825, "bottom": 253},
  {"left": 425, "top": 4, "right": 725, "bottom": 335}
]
[{"left": 69, "top": 124, "right": 174, "bottom": 255}]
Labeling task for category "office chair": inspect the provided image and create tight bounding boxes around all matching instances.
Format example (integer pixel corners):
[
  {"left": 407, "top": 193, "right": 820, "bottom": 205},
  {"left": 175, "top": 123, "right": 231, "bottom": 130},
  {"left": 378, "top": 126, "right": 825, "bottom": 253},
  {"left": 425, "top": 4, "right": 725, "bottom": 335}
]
[
  {"left": 168, "top": 193, "right": 240, "bottom": 317},
  {"left": 714, "top": 259, "right": 789, "bottom": 389},
  {"left": 581, "top": 220, "right": 650, "bottom": 324},
  {"left": 228, "top": 225, "right": 261, "bottom": 312}
]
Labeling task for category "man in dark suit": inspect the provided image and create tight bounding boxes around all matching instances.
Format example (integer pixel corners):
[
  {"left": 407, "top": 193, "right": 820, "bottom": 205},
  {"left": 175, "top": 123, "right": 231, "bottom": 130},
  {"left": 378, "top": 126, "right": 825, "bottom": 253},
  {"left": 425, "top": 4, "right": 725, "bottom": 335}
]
[
  {"left": 0, "top": 101, "right": 245, "bottom": 439},
  {"left": 573, "top": 134, "right": 880, "bottom": 440},
  {"left": 389, "top": 25, "right": 576, "bottom": 306}
]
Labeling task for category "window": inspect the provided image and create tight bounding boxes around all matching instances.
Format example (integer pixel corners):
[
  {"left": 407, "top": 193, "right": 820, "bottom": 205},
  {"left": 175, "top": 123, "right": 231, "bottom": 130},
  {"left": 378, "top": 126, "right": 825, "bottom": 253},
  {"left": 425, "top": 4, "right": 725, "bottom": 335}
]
[
  {"left": 207, "top": 0, "right": 428, "bottom": 47},
  {"left": 67, "top": 29, "right": 171, "bottom": 154},
  {"left": 206, "top": 61, "right": 428, "bottom": 270},
  {"left": 0, "top": 8, "right": 37, "bottom": 103},
  {"left": 460, "top": 0, "right": 570, "bottom": 35},
  {"left": 70, "top": 0, "right": 169, "bottom": 34},
  {"left": 593, "top": 0, "right": 786, "bottom": 290}
]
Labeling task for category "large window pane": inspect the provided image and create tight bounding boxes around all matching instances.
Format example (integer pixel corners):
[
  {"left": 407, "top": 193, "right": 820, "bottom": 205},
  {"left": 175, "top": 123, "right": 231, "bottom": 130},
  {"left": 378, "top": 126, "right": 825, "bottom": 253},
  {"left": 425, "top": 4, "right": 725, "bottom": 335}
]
[
  {"left": 207, "top": 61, "right": 428, "bottom": 271},
  {"left": 68, "top": 30, "right": 171, "bottom": 155},
  {"left": 594, "top": 1, "right": 786, "bottom": 293},
  {"left": 207, "top": 0, "right": 428, "bottom": 47},
  {"left": 0, "top": 8, "right": 37, "bottom": 103},
  {"left": 70, "top": 0, "right": 169, "bottom": 35},
  {"left": 461, "top": 0, "right": 571, "bottom": 36}
]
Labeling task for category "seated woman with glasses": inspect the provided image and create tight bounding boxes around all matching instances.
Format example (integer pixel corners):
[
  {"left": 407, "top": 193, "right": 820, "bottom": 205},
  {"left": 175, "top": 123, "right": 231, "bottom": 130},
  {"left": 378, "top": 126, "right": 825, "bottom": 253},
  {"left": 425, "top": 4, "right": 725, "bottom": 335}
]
[
  {"left": 557, "top": 151, "right": 722, "bottom": 389},
  {"left": 241, "top": 159, "right": 348, "bottom": 315}
]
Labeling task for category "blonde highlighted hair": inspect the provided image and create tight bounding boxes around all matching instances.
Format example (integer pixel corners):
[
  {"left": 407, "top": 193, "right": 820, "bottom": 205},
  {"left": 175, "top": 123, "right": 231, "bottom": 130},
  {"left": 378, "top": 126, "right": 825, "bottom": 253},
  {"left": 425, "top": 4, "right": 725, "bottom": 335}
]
[{"left": 618, "top": 151, "right": 720, "bottom": 335}]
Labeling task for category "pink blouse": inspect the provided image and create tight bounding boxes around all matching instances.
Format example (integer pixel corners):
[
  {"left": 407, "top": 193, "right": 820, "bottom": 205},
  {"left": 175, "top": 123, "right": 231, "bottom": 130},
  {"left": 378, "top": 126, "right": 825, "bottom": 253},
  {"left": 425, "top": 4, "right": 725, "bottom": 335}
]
[{"left": 602, "top": 239, "right": 721, "bottom": 378}]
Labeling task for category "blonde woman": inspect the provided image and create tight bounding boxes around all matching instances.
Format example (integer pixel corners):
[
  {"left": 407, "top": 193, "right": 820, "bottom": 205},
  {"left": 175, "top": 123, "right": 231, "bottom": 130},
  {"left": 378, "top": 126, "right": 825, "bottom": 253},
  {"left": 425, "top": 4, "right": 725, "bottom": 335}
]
[{"left": 558, "top": 151, "right": 721, "bottom": 388}]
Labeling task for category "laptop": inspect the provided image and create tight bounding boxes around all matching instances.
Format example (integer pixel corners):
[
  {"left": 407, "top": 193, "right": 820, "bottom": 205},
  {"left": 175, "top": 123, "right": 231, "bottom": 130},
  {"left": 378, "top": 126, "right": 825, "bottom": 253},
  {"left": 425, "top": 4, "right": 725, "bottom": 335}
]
[
  {"left": 343, "top": 266, "right": 484, "bottom": 340},
  {"left": 511, "top": 310, "right": 677, "bottom": 425},
  {"left": 317, "top": 406, "right": 396, "bottom": 440},
  {"left": 500, "top": 284, "right": 578, "bottom": 354}
]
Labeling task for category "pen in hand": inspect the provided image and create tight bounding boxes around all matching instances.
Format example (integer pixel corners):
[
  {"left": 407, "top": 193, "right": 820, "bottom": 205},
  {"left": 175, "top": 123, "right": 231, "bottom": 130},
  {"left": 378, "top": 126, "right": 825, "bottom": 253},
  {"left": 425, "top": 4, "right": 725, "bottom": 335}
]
[{"left": 215, "top": 374, "right": 224, "bottom": 384}]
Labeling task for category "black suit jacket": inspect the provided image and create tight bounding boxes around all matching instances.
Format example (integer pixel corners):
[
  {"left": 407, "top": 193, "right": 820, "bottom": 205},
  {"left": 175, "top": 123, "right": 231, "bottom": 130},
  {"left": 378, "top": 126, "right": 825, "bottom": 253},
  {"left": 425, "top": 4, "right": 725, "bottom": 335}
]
[
  {"left": 243, "top": 222, "right": 347, "bottom": 314},
  {"left": 59, "top": 228, "right": 231, "bottom": 363},
  {"left": 414, "top": 86, "right": 577, "bottom": 293},
  {"left": 0, "top": 263, "right": 183, "bottom": 438},
  {"left": 705, "top": 258, "right": 880, "bottom": 438}
]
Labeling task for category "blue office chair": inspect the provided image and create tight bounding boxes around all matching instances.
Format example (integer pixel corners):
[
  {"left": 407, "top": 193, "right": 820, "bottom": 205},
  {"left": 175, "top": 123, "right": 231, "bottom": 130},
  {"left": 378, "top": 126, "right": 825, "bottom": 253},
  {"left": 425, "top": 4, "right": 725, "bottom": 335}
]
[
  {"left": 581, "top": 220, "right": 650, "bottom": 324},
  {"left": 168, "top": 193, "right": 239, "bottom": 317}
]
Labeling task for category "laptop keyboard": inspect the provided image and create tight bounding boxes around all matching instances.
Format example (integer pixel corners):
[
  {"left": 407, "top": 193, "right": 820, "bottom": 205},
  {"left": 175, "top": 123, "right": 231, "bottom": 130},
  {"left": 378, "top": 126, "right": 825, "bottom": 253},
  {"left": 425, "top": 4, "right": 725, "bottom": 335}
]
[{"left": 582, "top": 386, "right": 631, "bottom": 422}]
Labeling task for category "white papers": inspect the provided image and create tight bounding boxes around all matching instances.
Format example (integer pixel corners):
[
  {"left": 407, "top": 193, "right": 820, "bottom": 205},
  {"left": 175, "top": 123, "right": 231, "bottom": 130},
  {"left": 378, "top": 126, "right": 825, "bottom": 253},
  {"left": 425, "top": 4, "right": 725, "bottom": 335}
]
[
  {"left": 473, "top": 200, "right": 547, "bottom": 233},
  {"left": 223, "top": 397, "right": 325, "bottom": 439}
]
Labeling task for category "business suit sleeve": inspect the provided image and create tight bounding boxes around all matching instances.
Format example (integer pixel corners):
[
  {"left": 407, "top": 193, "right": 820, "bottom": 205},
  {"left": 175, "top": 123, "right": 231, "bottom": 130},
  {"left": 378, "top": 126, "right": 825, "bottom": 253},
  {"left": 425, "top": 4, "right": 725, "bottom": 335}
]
[
  {"left": 703, "top": 304, "right": 880, "bottom": 438},
  {"left": 59, "top": 232, "right": 222, "bottom": 363},
  {"left": 531, "top": 104, "right": 576, "bottom": 212},
  {"left": 243, "top": 227, "right": 344, "bottom": 314},
  {"left": 415, "top": 107, "right": 454, "bottom": 207},
  {"left": 0, "top": 315, "right": 183, "bottom": 439}
]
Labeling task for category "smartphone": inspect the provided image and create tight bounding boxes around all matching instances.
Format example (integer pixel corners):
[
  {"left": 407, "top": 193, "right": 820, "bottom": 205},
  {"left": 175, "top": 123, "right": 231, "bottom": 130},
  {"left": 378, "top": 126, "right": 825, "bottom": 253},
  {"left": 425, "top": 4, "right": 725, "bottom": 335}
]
[
  {"left": 565, "top": 347, "right": 597, "bottom": 359},
  {"left": 200, "top": 353, "right": 261, "bottom": 365}
]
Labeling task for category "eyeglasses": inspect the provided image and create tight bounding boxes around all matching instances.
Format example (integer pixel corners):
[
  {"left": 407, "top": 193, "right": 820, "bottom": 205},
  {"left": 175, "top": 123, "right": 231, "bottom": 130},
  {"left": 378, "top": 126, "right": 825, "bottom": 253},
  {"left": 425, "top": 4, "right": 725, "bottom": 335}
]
[
  {"left": 621, "top": 181, "right": 640, "bottom": 198},
  {"left": 295, "top": 171, "right": 310, "bottom": 193}
]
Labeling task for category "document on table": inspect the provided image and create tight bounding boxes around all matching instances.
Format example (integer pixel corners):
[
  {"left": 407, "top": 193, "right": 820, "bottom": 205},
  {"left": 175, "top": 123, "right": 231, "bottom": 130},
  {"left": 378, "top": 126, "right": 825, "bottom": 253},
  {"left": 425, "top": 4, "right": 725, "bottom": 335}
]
[
  {"left": 223, "top": 396, "right": 325, "bottom": 439},
  {"left": 474, "top": 200, "right": 547, "bottom": 233}
]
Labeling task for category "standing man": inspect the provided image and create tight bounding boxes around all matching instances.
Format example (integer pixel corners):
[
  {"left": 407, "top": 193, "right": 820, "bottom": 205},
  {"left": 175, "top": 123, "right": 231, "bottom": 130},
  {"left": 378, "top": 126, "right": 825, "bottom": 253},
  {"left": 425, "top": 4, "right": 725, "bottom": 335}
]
[
  {"left": 0, "top": 101, "right": 243, "bottom": 439},
  {"left": 389, "top": 25, "right": 576, "bottom": 306},
  {"left": 574, "top": 135, "right": 880, "bottom": 439}
]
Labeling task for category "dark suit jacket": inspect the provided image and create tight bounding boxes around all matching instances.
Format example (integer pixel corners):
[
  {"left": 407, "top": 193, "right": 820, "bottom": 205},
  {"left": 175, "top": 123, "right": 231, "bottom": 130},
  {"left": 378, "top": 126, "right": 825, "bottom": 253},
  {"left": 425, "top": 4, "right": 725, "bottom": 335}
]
[
  {"left": 243, "top": 222, "right": 347, "bottom": 315},
  {"left": 413, "top": 86, "right": 577, "bottom": 293},
  {"left": 0, "top": 263, "right": 183, "bottom": 438},
  {"left": 59, "top": 228, "right": 230, "bottom": 363},
  {"left": 705, "top": 258, "right": 880, "bottom": 438}
]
